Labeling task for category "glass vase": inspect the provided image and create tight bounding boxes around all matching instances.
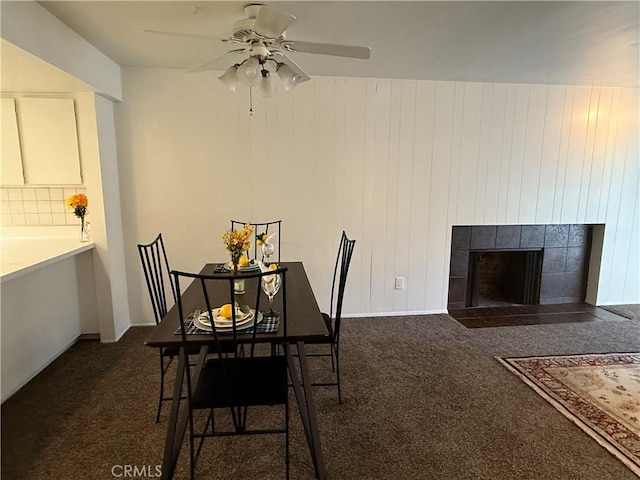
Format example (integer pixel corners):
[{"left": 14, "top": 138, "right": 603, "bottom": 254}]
[
  {"left": 230, "top": 253, "right": 245, "bottom": 294},
  {"left": 79, "top": 217, "right": 89, "bottom": 242},
  {"left": 230, "top": 253, "right": 240, "bottom": 275}
]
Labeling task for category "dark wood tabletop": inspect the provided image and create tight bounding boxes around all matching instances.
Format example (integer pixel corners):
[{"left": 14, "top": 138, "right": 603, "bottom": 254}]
[{"left": 145, "top": 261, "right": 330, "bottom": 348}]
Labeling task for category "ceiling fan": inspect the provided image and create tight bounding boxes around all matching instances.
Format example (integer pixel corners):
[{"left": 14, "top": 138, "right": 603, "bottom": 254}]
[{"left": 145, "top": 3, "right": 370, "bottom": 97}]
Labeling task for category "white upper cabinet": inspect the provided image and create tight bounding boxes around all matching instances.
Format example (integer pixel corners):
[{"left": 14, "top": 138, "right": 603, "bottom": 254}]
[
  {"left": 1, "top": 98, "right": 25, "bottom": 185},
  {"left": 18, "top": 97, "right": 82, "bottom": 185}
]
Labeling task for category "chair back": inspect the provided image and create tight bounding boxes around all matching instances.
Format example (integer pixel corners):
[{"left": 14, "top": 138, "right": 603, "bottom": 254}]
[
  {"left": 138, "top": 233, "right": 176, "bottom": 325},
  {"left": 329, "top": 231, "right": 356, "bottom": 343},
  {"left": 172, "top": 267, "right": 289, "bottom": 406},
  {"left": 231, "top": 220, "right": 282, "bottom": 262}
]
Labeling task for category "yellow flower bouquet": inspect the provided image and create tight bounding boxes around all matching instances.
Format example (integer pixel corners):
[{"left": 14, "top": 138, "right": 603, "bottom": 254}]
[
  {"left": 65, "top": 193, "right": 88, "bottom": 218},
  {"left": 222, "top": 224, "right": 254, "bottom": 273},
  {"left": 65, "top": 193, "right": 90, "bottom": 242}
]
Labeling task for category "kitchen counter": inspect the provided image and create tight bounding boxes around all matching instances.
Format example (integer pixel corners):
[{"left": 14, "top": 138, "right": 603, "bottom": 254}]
[
  {"left": 1, "top": 236, "right": 95, "bottom": 282},
  {"left": 1, "top": 232, "right": 99, "bottom": 402}
]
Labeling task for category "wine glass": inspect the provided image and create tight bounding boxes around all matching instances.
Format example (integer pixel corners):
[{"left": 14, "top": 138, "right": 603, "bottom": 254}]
[
  {"left": 261, "top": 240, "right": 275, "bottom": 264},
  {"left": 261, "top": 271, "right": 281, "bottom": 315}
]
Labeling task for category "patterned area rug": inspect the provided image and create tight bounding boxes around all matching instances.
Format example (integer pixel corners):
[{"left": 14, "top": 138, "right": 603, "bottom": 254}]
[{"left": 498, "top": 353, "right": 640, "bottom": 476}]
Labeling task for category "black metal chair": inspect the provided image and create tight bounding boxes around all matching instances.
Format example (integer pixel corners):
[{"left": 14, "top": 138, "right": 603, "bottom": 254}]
[
  {"left": 137, "top": 233, "right": 178, "bottom": 423},
  {"left": 173, "top": 267, "right": 290, "bottom": 480},
  {"left": 231, "top": 219, "right": 282, "bottom": 262},
  {"left": 307, "top": 231, "right": 355, "bottom": 404}
]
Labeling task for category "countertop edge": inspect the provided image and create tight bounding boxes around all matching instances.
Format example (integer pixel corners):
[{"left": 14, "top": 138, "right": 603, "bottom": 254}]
[{"left": 1, "top": 243, "right": 95, "bottom": 283}]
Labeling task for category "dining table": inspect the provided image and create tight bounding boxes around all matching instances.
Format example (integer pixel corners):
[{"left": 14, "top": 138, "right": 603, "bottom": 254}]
[{"left": 145, "top": 261, "right": 329, "bottom": 480}]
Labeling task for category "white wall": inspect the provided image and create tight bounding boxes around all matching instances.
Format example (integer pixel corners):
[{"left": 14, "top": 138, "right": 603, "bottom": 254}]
[
  {"left": 1, "top": 249, "right": 96, "bottom": 402},
  {"left": 76, "top": 93, "right": 131, "bottom": 341},
  {"left": 116, "top": 69, "right": 639, "bottom": 324},
  {"left": 1, "top": 2, "right": 130, "bottom": 341}
]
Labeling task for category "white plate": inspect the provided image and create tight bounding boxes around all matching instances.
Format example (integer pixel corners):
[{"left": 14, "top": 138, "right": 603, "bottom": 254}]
[
  {"left": 222, "top": 261, "right": 260, "bottom": 272},
  {"left": 194, "top": 310, "right": 264, "bottom": 332},
  {"left": 215, "top": 308, "right": 254, "bottom": 326},
  {"left": 198, "top": 308, "right": 253, "bottom": 327}
]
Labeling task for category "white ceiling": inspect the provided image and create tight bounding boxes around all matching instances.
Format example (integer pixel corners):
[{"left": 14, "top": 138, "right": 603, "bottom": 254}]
[{"left": 29, "top": 1, "right": 640, "bottom": 87}]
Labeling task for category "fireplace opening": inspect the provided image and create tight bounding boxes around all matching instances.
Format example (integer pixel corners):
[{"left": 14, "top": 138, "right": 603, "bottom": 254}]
[{"left": 467, "top": 250, "right": 542, "bottom": 307}]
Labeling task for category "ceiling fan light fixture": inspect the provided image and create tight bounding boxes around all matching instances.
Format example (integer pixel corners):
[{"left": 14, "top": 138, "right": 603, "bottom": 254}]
[
  {"left": 276, "top": 63, "right": 302, "bottom": 91},
  {"left": 249, "top": 42, "right": 270, "bottom": 60},
  {"left": 237, "top": 56, "right": 263, "bottom": 87},
  {"left": 259, "top": 69, "right": 276, "bottom": 98},
  {"left": 218, "top": 64, "right": 239, "bottom": 92}
]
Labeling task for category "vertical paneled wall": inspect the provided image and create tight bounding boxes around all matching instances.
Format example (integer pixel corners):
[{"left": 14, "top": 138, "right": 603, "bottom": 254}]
[{"left": 116, "top": 69, "right": 639, "bottom": 325}]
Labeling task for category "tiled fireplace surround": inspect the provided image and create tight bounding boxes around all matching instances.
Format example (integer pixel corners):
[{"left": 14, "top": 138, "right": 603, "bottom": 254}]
[{"left": 448, "top": 224, "right": 594, "bottom": 309}]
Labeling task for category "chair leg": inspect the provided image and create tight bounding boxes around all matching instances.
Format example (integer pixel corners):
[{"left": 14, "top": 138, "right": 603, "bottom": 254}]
[
  {"left": 285, "top": 399, "right": 290, "bottom": 480},
  {"left": 195, "top": 410, "right": 213, "bottom": 460},
  {"left": 156, "top": 352, "right": 165, "bottom": 423},
  {"left": 335, "top": 347, "right": 342, "bottom": 405},
  {"left": 209, "top": 408, "right": 215, "bottom": 434},
  {"left": 189, "top": 416, "right": 196, "bottom": 480},
  {"left": 329, "top": 344, "right": 336, "bottom": 373}
]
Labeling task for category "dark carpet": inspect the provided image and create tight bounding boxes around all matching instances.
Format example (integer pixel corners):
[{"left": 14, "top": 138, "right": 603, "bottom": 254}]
[{"left": 3, "top": 311, "right": 640, "bottom": 480}]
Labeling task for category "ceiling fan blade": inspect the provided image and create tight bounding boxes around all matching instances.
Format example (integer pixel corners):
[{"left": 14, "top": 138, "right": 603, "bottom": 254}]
[
  {"left": 143, "top": 29, "right": 223, "bottom": 42},
  {"left": 282, "top": 40, "right": 370, "bottom": 59},
  {"left": 253, "top": 5, "right": 296, "bottom": 38},
  {"left": 188, "top": 49, "right": 246, "bottom": 72}
]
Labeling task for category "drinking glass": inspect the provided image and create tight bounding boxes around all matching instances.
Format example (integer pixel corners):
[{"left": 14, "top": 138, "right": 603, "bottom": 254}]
[
  {"left": 261, "top": 271, "right": 281, "bottom": 315},
  {"left": 261, "top": 241, "right": 275, "bottom": 264}
]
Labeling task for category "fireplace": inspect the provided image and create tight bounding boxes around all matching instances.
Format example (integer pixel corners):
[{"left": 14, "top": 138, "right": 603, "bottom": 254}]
[
  {"left": 448, "top": 224, "right": 595, "bottom": 310},
  {"left": 467, "top": 250, "right": 542, "bottom": 307}
]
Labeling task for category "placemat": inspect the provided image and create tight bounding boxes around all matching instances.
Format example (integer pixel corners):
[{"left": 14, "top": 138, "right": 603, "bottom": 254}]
[
  {"left": 213, "top": 263, "right": 261, "bottom": 273},
  {"left": 175, "top": 311, "right": 280, "bottom": 335}
]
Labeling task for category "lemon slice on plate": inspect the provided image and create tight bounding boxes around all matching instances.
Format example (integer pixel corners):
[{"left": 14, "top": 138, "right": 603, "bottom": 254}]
[
  {"left": 214, "top": 305, "right": 253, "bottom": 325},
  {"left": 219, "top": 303, "right": 233, "bottom": 318}
]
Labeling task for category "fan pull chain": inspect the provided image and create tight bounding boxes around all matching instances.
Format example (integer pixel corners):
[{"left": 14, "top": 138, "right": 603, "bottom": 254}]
[{"left": 248, "top": 86, "right": 254, "bottom": 116}]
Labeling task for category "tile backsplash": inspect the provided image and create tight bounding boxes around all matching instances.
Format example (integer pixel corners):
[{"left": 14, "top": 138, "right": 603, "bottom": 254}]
[{"left": 1, "top": 187, "right": 87, "bottom": 226}]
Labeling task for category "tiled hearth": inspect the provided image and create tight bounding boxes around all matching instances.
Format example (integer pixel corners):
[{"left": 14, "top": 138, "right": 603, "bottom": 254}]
[
  {"left": 449, "top": 303, "right": 627, "bottom": 328},
  {"left": 448, "top": 224, "right": 595, "bottom": 310}
]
